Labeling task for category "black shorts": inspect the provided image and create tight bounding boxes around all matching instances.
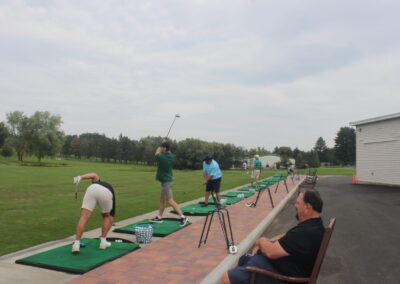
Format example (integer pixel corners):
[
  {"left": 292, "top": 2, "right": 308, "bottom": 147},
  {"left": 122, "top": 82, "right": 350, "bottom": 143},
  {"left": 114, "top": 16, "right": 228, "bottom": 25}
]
[{"left": 206, "top": 178, "right": 221, "bottom": 193}]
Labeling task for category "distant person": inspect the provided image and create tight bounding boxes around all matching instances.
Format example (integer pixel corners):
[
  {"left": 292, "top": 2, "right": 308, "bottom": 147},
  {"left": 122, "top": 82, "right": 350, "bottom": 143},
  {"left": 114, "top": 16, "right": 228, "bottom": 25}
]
[
  {"left": 150, "top": 141, "right": 188, "bottom": 226},
  {"left": 202, "top": 155, "right": 223, "bottom": 207},
  {"left": 288, "top": 165, "right": 295, "bottom": 178},
  {"left": 242, "top": 161, "right": 248, "bottom": 174},
  {"left": 221, "top": 189, "right": 325, "bottom": 284},
  {"left": 71, "top": 173, "right": 115, "bottom": 253},
  {"left": 251, "top": 155, "right": 262, "bottom": 186}
]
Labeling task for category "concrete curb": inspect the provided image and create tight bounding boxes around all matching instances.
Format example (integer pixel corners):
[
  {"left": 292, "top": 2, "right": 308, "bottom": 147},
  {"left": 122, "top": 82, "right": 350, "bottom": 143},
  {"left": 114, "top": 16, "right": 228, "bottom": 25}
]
[{"left": 201, "top": 177, "right": 304, "bottom": 284}]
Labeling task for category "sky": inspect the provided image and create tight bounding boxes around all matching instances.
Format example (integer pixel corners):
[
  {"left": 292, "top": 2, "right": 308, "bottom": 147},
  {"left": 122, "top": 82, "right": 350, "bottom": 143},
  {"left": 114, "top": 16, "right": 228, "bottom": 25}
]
[{"left": 1, "top": 0, "right": 400, "bottom": 151}]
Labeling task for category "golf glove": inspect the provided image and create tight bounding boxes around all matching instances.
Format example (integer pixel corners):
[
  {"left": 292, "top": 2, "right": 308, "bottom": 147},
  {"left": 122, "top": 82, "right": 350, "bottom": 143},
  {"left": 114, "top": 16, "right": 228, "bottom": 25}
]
[{"left": 73, "top": 176, "right": 81, "bottom": 185}]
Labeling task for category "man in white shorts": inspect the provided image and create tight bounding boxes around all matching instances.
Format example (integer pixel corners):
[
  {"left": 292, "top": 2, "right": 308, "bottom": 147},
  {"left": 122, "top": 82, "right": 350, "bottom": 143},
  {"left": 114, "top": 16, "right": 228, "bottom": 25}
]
[
  {"left": 251, "top": 155, "right": 262, "bottom": 186},
  {"left": 71, "top": 173, "right": 115, "bottom": 253}
]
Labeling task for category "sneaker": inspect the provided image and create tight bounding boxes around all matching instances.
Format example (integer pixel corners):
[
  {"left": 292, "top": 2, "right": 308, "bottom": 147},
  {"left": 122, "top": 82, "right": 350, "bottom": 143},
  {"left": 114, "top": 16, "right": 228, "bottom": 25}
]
[
  {"left": 71, "top": 243, "right": 80, "bottom": 254},
  {"left": 200, "top": 203, "right": 209, "bottom": 207},
  {"left": 73, "top": 176, "right": 81, "bottom": 185},
  {"left": 150, "top": 216, "right": 163, "bottom": 223},
  {"left": 180, "top": 216, "right": 189, "bottom": 226},
  {"left": 99, "top": 241, "right": 111, "bottom": 250}
]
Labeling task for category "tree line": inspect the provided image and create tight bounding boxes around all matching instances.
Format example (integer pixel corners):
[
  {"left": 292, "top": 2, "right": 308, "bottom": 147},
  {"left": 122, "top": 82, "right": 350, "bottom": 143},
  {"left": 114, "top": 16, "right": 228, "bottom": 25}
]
[{"left": 0, "top": 111, "right": 355, "bottom": 169}]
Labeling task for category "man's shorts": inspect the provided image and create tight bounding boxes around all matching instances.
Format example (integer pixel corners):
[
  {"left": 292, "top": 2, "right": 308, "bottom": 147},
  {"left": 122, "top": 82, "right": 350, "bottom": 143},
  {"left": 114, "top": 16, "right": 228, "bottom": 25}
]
[
  {"left": 160, "top": 182, "right": 173, "bottom": 200},
  {"left": 227, "top": 253, "right": 285, "bottom": 284},
  {"left": 206, "top": 177, "right": 221, "bottom": 193},
  {"left": 251, "top": 170, "right": 261, "bottom": 179},
  {"left": 82, "top": 183, "right": 113, "bottom": 214}
]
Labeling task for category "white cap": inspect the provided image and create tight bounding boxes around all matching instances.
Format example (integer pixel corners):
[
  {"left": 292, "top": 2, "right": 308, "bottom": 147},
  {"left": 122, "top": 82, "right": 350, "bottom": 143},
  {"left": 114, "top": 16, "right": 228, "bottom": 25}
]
[{"left": 254, "top": 155, "right": 259, "bottom": 159}]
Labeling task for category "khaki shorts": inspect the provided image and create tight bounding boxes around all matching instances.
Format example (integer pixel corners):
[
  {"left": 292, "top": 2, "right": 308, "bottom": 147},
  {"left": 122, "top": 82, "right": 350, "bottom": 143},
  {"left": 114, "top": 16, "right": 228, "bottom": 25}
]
[
  {"left": 251, "top": 170, "right": 260, "bottom": 179},
  {"left": 82, "top": 183, "right": 113, "bottom": 213},
  {"left": 161, "top": 182, "right": 173, "bottom": 200}
]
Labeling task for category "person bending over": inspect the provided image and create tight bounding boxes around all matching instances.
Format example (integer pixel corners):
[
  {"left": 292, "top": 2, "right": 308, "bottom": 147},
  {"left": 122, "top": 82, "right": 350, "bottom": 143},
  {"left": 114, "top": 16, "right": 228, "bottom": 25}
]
[{"left": 71, "top": 173, "right": 115, "bottom": 253}]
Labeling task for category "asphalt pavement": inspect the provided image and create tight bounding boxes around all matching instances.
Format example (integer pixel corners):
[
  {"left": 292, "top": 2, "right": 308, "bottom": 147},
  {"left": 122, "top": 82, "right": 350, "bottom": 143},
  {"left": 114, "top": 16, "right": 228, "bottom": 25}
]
[{"left": 261, "top": 176, "right": 400, "bottom": 284}]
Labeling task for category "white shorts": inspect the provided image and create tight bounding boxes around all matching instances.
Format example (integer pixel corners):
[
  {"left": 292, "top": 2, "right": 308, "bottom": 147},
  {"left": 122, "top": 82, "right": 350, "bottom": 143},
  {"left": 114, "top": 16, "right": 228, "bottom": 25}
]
[
  {"left": 251, "top": 170, "right": 260, "bottom": 179},
  {"left": 82, "top": 183, "right": 113, "bottom": 213}
]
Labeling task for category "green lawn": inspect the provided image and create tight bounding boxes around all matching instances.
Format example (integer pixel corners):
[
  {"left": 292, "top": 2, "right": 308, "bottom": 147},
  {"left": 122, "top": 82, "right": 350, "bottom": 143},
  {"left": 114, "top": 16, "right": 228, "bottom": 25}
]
[{"left": 0, "top": 156, "right": 355, "bottom": 256}]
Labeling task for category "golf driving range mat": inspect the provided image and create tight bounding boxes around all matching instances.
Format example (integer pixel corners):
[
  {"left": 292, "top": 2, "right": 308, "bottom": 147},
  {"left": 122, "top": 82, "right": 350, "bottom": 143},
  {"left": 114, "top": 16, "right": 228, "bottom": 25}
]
[
  {"left": 113, "top": 218, "right": 191, "bottom": 237},
  {"left": 15, "top": 238, "right": 140, "bottom": 274},
  {"left": 204, "top": 197, "right": 243, "bottom": 205},
  {"left": 222, "top": 191, "right": 255, "bottom": 198},
  {"left": 171, "top": 203, "right": 227, "bottom": 215},
  {"left": 238, "top": 186, "right": 264, "bottom": 192}
]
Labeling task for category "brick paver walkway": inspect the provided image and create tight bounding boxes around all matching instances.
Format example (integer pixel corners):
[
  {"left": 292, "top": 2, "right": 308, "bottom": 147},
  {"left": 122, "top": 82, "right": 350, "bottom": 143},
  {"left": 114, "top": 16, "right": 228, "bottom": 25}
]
[{"left": 68, "top": 178, "right": 299, "bottom": 284}]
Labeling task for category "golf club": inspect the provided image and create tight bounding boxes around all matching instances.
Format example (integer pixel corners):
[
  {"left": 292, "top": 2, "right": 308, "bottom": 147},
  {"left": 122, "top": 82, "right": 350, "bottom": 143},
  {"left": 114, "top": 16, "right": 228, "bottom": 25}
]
[{"left": 165, "top": 113, "right": 180, "bottom": 138}]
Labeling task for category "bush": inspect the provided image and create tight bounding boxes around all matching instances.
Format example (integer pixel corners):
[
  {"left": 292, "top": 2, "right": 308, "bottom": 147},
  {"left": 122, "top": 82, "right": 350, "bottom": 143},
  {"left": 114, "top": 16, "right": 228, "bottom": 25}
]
[{"left": 1, "top": 145, "right": 13, "bottom": 157}]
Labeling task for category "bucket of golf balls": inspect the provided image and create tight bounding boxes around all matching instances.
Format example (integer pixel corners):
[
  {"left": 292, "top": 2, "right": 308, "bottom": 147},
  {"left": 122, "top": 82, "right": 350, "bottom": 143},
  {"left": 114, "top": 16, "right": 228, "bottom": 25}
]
[
  {"left": 220, "top": 198, "right": 227, "bottom": 206},
  {"left": 134, "top": 224, "right": 153, "bottom": 244},
  {"left": 237, "top": 193, "right": 245, "bottom": 200},
  {"left": 249, "top": 188, "right": 256, "bottom": 193}
]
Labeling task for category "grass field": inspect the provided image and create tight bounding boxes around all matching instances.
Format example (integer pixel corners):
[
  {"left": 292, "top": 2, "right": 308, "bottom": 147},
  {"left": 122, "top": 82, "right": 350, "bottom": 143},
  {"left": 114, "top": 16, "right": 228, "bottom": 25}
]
[{"left": 0, "top": 156, "right": 355, "bottom": 256}]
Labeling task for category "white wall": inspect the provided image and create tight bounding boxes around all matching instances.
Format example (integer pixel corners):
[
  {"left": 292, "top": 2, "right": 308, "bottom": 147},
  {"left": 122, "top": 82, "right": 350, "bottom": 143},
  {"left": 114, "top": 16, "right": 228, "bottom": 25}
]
[{"left": 355, "top": 117, "right": 400, "bottom": 186}]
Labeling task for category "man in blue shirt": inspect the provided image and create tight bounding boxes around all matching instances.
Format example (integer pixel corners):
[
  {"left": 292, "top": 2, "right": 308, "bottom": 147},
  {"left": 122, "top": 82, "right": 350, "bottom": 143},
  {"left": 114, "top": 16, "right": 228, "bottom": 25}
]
[{"left": 202, "top": 155, "right": 223, "bottom": 207}]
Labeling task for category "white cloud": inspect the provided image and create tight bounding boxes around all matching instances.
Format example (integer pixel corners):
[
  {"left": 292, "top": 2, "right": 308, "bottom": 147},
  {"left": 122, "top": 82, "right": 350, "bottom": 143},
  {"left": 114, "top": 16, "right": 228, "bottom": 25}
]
[{"left": 1, "top": 0, "right": 400, "bottom": 150}]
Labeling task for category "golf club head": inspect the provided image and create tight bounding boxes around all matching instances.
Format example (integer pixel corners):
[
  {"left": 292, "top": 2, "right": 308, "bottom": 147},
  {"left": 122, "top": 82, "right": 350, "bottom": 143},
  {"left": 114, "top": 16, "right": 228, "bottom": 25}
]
[{"left": 175, "top": 113, "right": 181, "bottom": 118}]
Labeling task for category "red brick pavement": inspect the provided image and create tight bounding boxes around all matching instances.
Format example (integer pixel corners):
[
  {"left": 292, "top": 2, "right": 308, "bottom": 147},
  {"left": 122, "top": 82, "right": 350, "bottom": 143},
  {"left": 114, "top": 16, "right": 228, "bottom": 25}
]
[{"left": 67, "top": 179, "right": 299, "bottom": 284}]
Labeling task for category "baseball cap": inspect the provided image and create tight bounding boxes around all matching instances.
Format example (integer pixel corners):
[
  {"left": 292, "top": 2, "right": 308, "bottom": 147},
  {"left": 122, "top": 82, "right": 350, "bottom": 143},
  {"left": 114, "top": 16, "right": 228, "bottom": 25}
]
[
  {"left": 203, "top": 154, "right": 212, "bottom": 161},
  {"left": 254, "top": 155, "right": 260, "bottom": 159}
]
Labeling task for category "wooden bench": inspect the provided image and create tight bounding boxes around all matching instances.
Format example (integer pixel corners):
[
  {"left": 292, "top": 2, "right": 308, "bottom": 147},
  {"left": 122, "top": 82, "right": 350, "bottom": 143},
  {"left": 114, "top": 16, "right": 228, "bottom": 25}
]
[{"left": 246, "top": 217, "right": 336, "bottom": 284}]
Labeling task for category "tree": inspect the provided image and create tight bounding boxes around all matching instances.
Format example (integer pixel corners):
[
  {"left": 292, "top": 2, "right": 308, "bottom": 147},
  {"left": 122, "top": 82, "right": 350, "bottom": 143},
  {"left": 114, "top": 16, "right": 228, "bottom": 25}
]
[
  {"left": 314, "top": 137, "right": 328, "bottom": 162},
  {"left": 29, "top": 111, "right": 64, "bottom": 162},
  {"left": 334, "top": 127, "right": 356, "bottom": 165},
  {"left": 275, "top": 146, "right": 293, "bottom": 166},
  {"left": 6, "top": 111, "right": 31, "bottom": 162},
  {"left": 0, "top": 122, "right": 9, "bottom": 148}
]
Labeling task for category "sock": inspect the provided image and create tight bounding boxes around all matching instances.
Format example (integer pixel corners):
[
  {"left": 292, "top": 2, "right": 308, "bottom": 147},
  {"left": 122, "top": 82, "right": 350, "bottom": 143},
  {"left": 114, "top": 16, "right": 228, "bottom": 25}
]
[
  {"left": 180, "top": 215, "right": 185, "bottom": 218},
  {"left": 100, "top": 237, "right": 107, "bottom": 243},
  {"left": 74, "top": 240, "right": 80, "bottom": 246}
]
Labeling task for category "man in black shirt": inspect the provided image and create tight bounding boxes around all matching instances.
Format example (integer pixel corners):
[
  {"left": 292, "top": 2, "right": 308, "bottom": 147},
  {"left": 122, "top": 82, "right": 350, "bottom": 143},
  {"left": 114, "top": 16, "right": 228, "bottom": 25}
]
[
  {"left": 222, "top": 189, "right": 325, "bottom": 284},
  {"left": 71, "top": 173, "right": 116, "bottom": 253}
]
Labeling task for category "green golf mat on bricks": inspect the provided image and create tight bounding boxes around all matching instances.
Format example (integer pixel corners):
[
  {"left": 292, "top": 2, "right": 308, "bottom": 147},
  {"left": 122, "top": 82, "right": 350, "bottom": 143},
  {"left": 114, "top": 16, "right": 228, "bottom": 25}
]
[
  {"left": 205, "top": 196, "right": 243, "bottom": 205},
  {"left": 238, "top": 186, "right": 264, "bottom": 192},
  {"left": 15, "top": 238, "right": 140, "bottom": 274},
  {"left": 113, "top": 218, "right": 191, "bottom": 237},
  {"left": 171, "top": 203, "right": 227, "bottom": 215},
  {"left": 222, "top": 192, "right": 255, "bottom": 198}
]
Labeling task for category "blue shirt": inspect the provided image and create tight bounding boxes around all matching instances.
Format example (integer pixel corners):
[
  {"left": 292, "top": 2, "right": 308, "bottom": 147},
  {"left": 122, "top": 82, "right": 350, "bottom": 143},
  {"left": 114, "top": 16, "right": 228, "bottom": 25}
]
[{"left": 203, "top": 160, "right": 222, "bottom": 180}]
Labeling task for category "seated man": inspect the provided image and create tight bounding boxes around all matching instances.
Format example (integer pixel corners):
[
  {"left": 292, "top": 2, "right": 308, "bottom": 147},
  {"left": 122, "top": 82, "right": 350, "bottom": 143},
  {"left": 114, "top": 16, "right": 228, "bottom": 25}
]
[{"left": 222, "top": 189, "right": 325, "bottom": 284}]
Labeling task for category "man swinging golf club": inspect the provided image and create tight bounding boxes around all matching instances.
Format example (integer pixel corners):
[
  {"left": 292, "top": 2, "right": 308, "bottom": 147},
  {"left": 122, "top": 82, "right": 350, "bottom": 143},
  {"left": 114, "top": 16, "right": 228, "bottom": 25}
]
[
  {"left": 150, "top": 140, "right": 188, "bottom": 226},
  {"left": 71, "top": 173, "right": 115, "bottom": 253},
  {"left": 202, "top": 155, "right": 223, "bottom": 207}
]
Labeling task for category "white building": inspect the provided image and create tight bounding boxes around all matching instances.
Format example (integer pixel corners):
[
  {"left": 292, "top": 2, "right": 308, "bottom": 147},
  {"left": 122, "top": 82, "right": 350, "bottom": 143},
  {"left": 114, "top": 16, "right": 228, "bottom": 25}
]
[
  {"left": 350, "top": 112, "right": 400, "bottom": 186},
  {"left": 247, "top": 155, "right": 295, "bottom": 169}
]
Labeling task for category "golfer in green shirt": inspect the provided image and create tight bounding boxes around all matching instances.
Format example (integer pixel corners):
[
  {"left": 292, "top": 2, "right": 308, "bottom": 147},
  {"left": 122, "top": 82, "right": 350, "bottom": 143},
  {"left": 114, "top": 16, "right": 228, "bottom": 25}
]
[
  {"left": 151, "top": 141, "right": 188, "bottom": 226},
  {"left": 251, "top": 154, "right": 263, "bottom": 186}
]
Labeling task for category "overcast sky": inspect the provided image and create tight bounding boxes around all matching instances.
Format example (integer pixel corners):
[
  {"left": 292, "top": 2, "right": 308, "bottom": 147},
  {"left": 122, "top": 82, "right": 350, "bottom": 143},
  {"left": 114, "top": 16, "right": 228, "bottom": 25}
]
[{"left": 1, "top": 0, "right": 399, "bottom": 151}]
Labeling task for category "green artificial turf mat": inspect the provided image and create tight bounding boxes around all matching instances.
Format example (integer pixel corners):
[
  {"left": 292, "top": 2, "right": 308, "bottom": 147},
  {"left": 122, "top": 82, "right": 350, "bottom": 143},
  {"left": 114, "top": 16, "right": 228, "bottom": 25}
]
[
  {"left": 113, "top": 218, "right": 191, "bottom": 237},
  {"left": 222, "top": 192, "right": 255, "bottom": 198},
  {"left": 204, "top": 197, "right": 243, "bottom": 205},
  {"left": 171, "top": 203, "right": 226, "bottom": 215},
  {"left": 15, "top": 238, "right": 139, "bottom": 274},
  {"left": 238, "top": 186, "right": 263, "bottom": 192}
]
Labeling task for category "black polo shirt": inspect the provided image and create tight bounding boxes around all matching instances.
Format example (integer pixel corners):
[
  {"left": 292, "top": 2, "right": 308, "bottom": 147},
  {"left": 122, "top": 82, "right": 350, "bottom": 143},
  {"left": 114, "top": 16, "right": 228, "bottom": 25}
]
[
  {"left": 270, "top": 218, "right": 324, "bottom": 277},
  {"left": 93, "top": 180, "right": 116, "bottom": 217}
]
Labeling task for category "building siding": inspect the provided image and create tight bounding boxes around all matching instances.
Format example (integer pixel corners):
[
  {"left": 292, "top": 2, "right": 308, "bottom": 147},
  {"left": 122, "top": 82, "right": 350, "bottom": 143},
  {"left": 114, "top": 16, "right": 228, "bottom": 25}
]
[{"left": 355, "top": 117, "right": 400, "bottom": 186}]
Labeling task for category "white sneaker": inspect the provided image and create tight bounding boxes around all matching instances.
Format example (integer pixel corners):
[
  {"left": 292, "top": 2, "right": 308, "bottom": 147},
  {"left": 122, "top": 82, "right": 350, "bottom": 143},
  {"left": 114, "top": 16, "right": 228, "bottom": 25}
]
[
  {"left": 99, "top": 241, "right": 111, "bottom": 249},
  {"left": 71, "top": 243, "right": 80, "bottom": 253},
  {"left": 73, "top": 176, "right": 81, "bottom": 185},
  {"left": 180, "top": 216, "right": 189, "bottom": 226}
]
